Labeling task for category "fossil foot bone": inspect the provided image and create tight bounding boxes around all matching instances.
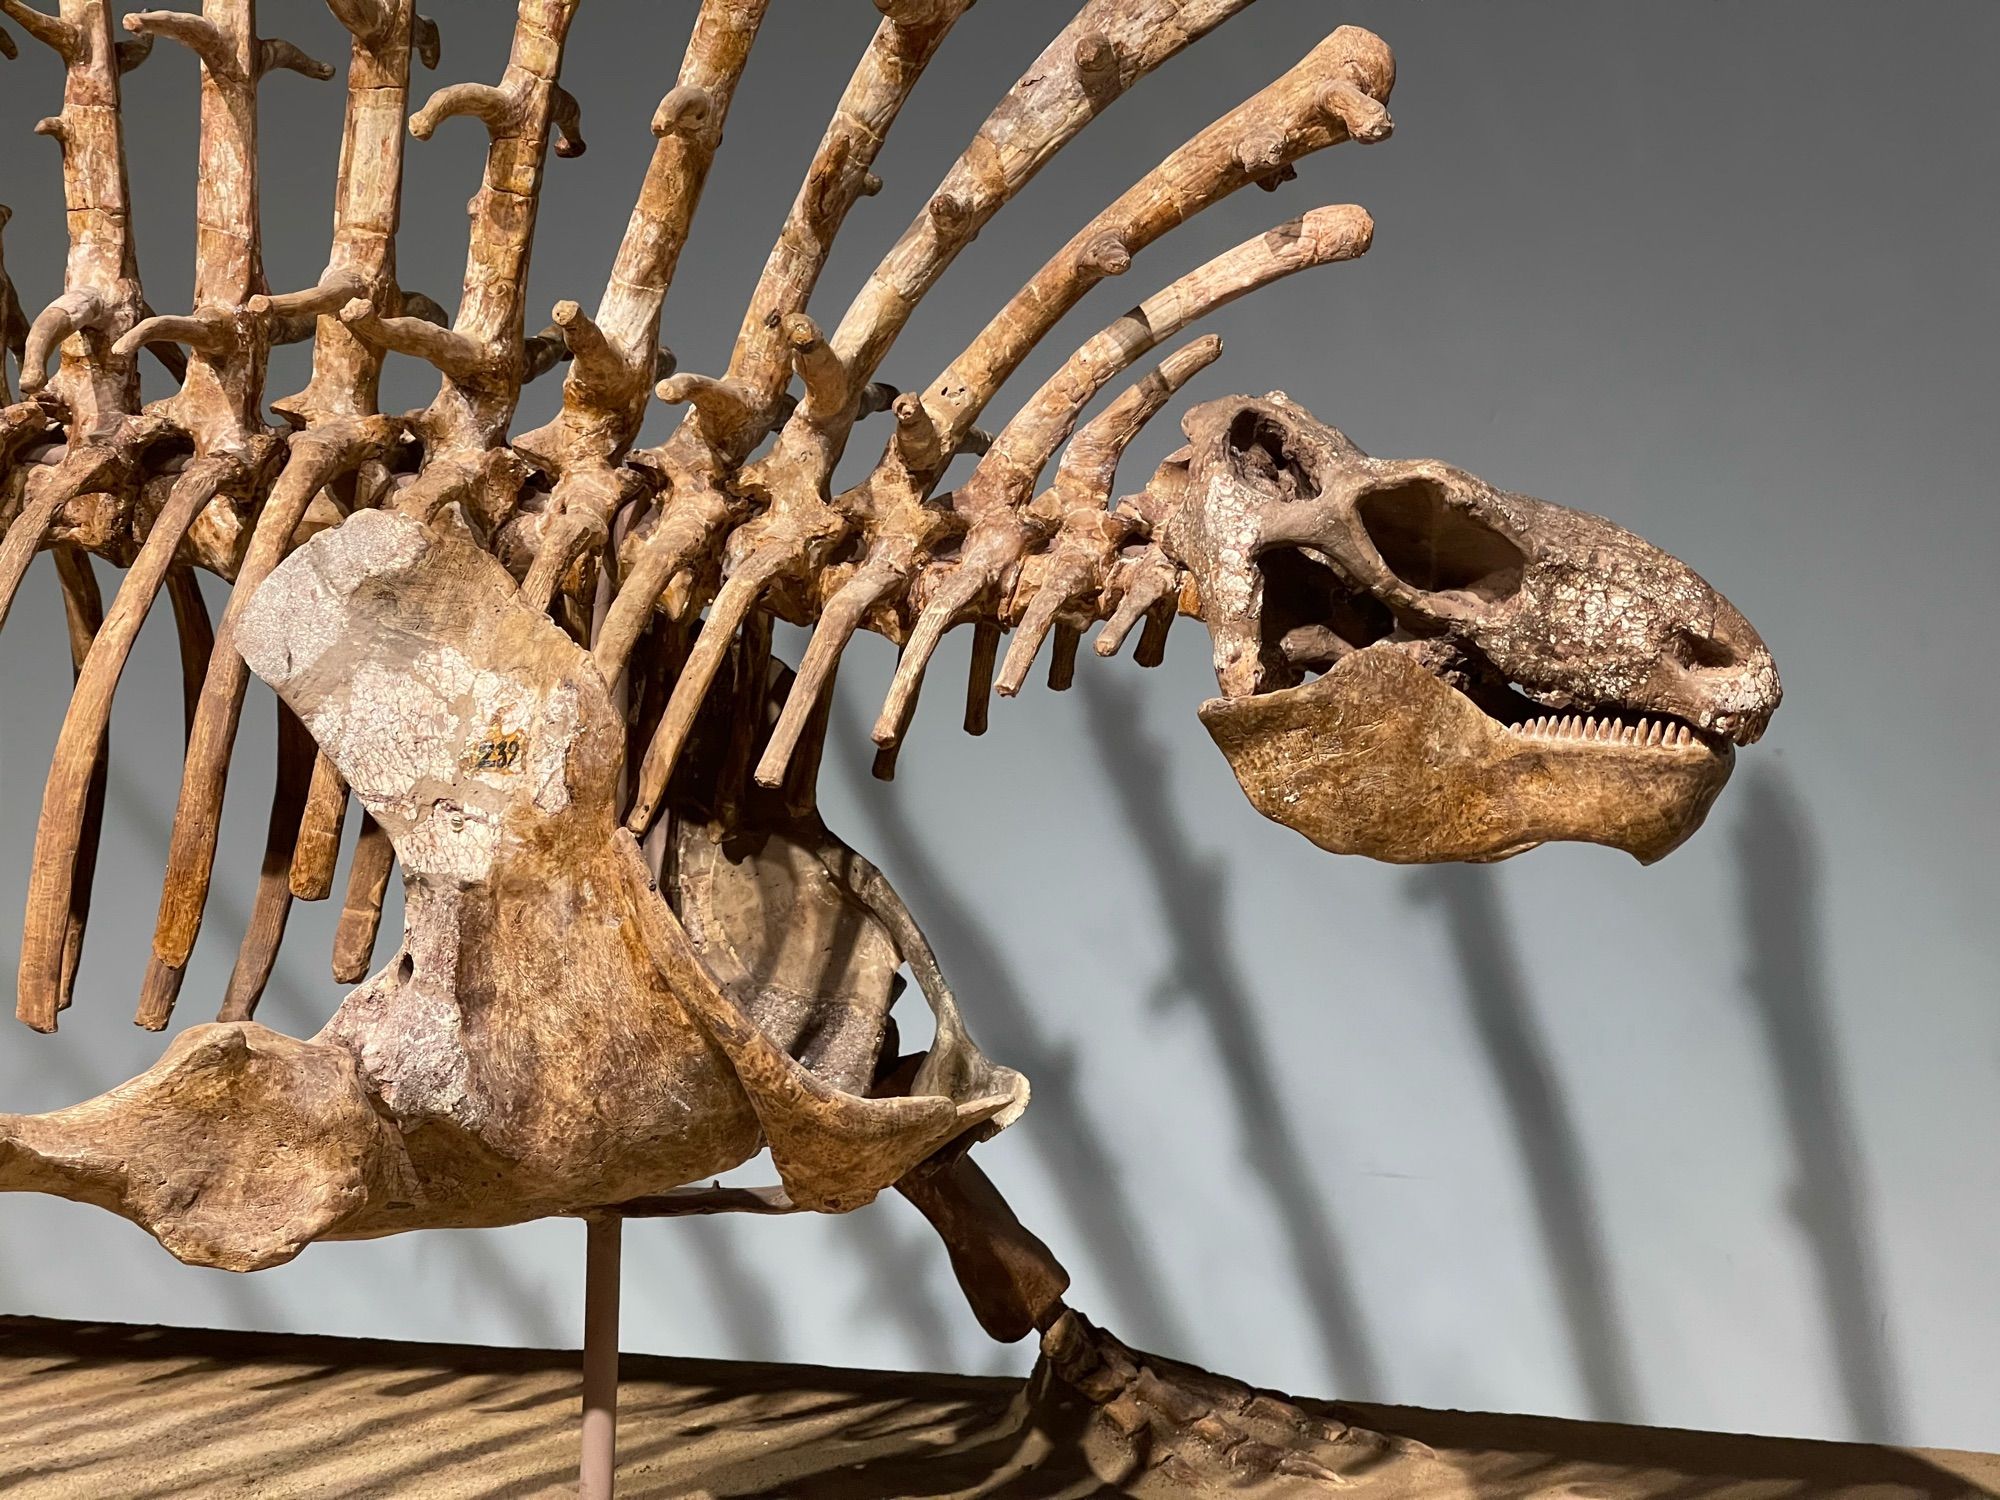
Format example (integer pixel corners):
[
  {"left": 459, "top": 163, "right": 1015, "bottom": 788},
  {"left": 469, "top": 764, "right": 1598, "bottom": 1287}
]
[{"left": 1030, "top": 1309, "right": 1444, "bottom": 1492}]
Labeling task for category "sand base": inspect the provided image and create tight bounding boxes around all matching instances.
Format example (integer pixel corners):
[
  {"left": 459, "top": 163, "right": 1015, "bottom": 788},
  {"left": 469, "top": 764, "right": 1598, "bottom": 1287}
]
[{"left": 0, "top": 1316, "right": 1992, "bottom": 1498}]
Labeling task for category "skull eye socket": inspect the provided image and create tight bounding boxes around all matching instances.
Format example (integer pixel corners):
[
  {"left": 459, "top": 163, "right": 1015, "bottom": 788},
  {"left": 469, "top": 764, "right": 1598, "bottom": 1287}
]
[{"left": 1355, "top": 477, "right": 1526, "bottom": 602}]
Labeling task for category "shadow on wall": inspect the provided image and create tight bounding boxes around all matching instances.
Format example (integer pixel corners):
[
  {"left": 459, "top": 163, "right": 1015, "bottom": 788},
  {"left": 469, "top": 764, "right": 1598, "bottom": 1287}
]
[
  {"left": 1403, "top": 762, "right": 1906, "bottom": 1440},
  {"left": 838, "top": 1193, "right": 963, "bottom": 1374},
  {"left": 1733, "top": 765, "right": 1904, "bottom": 1443},
  {"left": 1079, "top": 673, "right": 1384, "bottom": 1401},
  {"left": 672, "top": 1217, "right": 790, "bottom": 1366},
  {"left": 827, "top": 698, "right": 1196, "bottom": 1361},
  {"left": 1405, "top": 861, "right": 1643, "bottom": 1423}
]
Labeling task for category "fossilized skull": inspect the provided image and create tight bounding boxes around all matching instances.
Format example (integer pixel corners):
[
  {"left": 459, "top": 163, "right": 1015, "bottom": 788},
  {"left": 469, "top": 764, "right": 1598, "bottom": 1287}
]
[{"left": 1156, "top": 395, "right": 1781, "bottom": 864}]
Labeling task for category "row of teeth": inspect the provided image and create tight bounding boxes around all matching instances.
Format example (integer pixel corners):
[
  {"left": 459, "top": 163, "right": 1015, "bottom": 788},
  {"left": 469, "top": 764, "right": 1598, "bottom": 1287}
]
[{"left": 1506, "top": 715, "right": 1697, "bottom": 748}]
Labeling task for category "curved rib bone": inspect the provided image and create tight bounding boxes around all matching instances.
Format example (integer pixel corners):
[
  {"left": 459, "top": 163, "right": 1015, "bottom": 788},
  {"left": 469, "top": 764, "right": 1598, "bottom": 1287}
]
[
  {"left": 331, "top": 812, "right": 394, "bottom": 983},
  {"left": 165, "top": 565, "right": 215, "bottom": 737},
  {"left": 625, "top": 542, "right": 794, "bottom": 834},
  {"left": 0, "top": 434, "right": 156, "bottom": 633},
  {"left": 754, "top": 557, "right": 906, "bottom": 789},
  {"left": 871, "top": 563, "right": 993, "bottom": 748},
  {"left": 290, "top": 754, "right": 350, "bottom": 902},
  {"left": 590, "top": 476, "right": 736, "bottom": 682},
  {"left": 133, "top": 4, "right": 414, "bottom": 1008},
  {"left": 20, "top": 455, "right": 243, "bottom": 1032},
  {"left": 147, "top": 425, "right": 387, "bottom": 1021},
  {"left": 0, "top": 483, "right": 66, "bottom": 634},
  {"left": 1095, "top": 541, "right": 1181, "bottom": 661},
  {"left": 49, "top": 545, "right": 105, "bottom": 1012},
  {"left": 218, "top": 698, "right": 315, "bottom": 1022}
]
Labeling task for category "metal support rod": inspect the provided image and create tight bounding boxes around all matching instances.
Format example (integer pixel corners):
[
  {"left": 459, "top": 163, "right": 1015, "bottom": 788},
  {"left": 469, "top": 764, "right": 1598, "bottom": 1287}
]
[{"left": 579, "top": 1215, "right": 623, "bottom": 1499}]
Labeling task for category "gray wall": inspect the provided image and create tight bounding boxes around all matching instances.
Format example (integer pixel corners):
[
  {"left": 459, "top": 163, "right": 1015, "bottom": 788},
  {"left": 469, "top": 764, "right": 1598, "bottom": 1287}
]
[{"left": 3, "top": 0, "right": 1996, "bottom": 1452}]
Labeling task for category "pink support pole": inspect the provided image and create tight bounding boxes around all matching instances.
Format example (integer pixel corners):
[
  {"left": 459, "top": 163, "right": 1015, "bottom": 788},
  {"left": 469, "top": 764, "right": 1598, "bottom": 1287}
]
[{"left": 579, "top": 1215, "right": 623, "bottom": 1499}]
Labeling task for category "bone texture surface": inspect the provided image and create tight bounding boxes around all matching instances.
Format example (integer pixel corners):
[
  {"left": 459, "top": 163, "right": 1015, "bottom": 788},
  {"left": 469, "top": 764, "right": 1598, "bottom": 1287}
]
[{"left": 0, "top": 3, "right": 1780, "bottom": 1490}]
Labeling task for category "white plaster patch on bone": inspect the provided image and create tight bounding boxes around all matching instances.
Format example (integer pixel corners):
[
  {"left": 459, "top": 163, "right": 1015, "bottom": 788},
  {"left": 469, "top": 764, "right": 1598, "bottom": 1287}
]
[
  {"left": 329, "top": 888, "right": 484, "bottom": 1133},
  {"left": 322, "top": 657, "right": 470, "bottom": 811},
  {"left": 1201, "top": 472, "right": 1267, "bottom": 620},
  {"left": 312, "top": 505, "right": 430, "bottom": 594},
  {"left": 236, "top": 543, "right": 344, "bottom": 691},
  {"left": 529, "top": 683, "right": 580, "bottom": 814},
  {"left": 245, "top": 503, "right": 604, "bottom": 895},
  {"left": 399, "top": 798, "right": 503, "bottom": 884},
  {"left": 324, "top": 642, "right": 573, "bottom": 882},
  {"left": 242, "top": 511, "right": 433, "bottom": 699}
]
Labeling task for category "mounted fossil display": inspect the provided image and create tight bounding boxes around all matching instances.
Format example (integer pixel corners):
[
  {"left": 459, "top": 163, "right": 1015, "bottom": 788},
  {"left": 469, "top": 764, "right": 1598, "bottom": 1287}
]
[{"left": 0, "top": 0, "right": 1780, "bottom": 1489}]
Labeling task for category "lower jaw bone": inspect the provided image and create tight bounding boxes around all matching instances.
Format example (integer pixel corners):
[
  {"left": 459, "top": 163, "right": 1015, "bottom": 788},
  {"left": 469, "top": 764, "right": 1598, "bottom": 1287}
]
[{"left": 1198, "top": 643, "right": 1733, "bottom": 865}]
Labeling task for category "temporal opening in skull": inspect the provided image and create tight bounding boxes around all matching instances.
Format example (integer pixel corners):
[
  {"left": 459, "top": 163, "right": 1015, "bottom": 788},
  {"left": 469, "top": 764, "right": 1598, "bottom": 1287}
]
[{"left": 1226, "top": 408, "right": 1321, "bottom": 502}]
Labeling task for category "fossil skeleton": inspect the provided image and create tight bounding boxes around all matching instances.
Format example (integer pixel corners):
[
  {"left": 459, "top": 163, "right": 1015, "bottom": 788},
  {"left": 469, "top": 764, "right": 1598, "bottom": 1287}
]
[{"left": 0, "top": 1, "right": 1780, "bottom": 1488}]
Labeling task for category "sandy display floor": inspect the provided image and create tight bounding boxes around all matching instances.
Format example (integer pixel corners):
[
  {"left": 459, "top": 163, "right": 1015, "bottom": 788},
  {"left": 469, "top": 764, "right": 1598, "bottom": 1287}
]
[{"left": 0, "top": 1316, "right": 1993, "bottom": 1498}]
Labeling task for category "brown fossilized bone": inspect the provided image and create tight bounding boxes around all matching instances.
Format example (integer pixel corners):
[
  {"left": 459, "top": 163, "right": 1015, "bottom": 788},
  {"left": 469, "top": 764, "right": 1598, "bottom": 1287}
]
[
  {"left": 2, "top": 505, "right": 1025, "bottom": 1265},
  {"left": 1170, "top": 395, "right": 1779, "bottom": 863},
  {"left": 0, "top": 0, "right": 1780, "bottom": 1486}
]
